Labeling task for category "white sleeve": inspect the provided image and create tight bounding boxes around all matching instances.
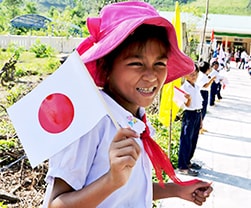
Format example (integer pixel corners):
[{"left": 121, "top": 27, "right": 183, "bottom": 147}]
[
  {"left": 197, "top": 75, "right": 209, "bottom": 89},
  {"left": 45, "top": 117, "right": 106, "bottom": 191}
]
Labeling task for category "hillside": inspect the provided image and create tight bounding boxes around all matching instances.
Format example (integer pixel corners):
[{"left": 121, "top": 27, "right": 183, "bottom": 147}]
[
  {"left": 25, "top": 0, "right": 251, "bottom": 16},
  {"left": 187, "top": 0, "right": 251, "bottom": 15}
]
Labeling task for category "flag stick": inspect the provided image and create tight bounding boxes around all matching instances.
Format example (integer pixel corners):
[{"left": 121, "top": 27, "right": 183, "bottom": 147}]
[
  {"left": 168, "top": 108, "right": 172, "bottom": 158},
  {"left": 168, "top": 81, "right": 174, "bottom": 158},
  {"left": 199, "top": 0, "right": 210, "bottom": 61},
  {"left": 76, "top": 53, "right": 121, "bottom": 130}
]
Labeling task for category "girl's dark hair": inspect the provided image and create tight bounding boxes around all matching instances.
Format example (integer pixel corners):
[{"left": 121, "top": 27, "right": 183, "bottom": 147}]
[
  {"left": 198, "top": 61, "right": 210, "bottom": 73},
  {"left": 211, "top": 61, "right": 219, "bottom": 67},
  {"left": 96, "top": 24, "right": 170, "bottom": 87}
]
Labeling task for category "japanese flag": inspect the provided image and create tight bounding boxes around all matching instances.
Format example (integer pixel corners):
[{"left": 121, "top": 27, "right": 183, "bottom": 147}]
[
  {"left": 7, "top": 51, "right": 108, "bottom": 168},
  {"left": 173, "top": 86, "right": 187, "bottom": 107}
]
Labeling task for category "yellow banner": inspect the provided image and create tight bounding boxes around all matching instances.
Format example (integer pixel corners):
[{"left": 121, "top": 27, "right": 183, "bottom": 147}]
[{"left": 159, "top": 1, "right": 182, "bottom": 127}]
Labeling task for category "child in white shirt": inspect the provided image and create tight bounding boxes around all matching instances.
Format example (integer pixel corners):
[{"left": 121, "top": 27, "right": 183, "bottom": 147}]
[
  {"left": 43, "top": 2, "right": 213, "bottom": 208},
  {"left": 178, "top": 64, "right": 203, "bottom": 176}
]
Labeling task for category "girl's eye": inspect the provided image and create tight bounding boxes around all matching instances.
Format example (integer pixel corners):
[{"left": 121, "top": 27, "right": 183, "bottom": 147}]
[
  {"left": 155, "top": 62, "right": 166, "bottom": 67},
  {"left": 127, "top": 62, "right": 143, "bottom": 66}
]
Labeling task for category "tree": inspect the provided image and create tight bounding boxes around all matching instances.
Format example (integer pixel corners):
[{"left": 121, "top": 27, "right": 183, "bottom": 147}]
[
  {"left": 248, "top": 0, "right": 251, "bottom": 8},
  {"left": 2, "top": 0, "right": 24, "bottom": 18},
  {"left": 24, "top": 2, "right": 37, "bottom": 14}
]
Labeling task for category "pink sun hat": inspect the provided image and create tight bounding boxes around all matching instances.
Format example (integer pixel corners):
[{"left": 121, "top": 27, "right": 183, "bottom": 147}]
[{"left": 76, "top": 1, "right": 194, "bottom": 87}]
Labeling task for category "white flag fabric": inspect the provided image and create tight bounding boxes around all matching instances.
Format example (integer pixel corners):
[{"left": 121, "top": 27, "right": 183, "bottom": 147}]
[
  {"left": 7, "top": 51, "right": 108, "bottom": 168},
  {"left": 218, "top": 44, "right": 226, "bottom": 68},
  {"left": 212, "top": 39, "right": 217, "bottom": 52},
  {"left": 173, "top": 86, "right": 187, "bottom": 107}
]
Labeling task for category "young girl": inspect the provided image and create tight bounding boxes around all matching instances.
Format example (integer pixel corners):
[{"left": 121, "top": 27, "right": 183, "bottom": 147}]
[
  {"left": 43, "top": 2, "right": 212, "bottom": 207},
  {"left": 178, "top": 65, "right": 203, "bottom": 177},
  {"left": 209, "top": 61, "right": 223, "bottom": 106},
  {"left": 197, "top": 61, "right": 216, "bottom": 133}
]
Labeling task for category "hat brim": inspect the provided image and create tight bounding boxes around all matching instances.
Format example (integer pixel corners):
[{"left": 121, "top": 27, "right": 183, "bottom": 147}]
[{"left": 80, "top": 16, "right": 194, "bottom": 87}]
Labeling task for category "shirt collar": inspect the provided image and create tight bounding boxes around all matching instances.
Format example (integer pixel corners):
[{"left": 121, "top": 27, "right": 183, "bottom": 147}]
[{"left": 100, "top": 90, "right": 146, "bottom": 135}]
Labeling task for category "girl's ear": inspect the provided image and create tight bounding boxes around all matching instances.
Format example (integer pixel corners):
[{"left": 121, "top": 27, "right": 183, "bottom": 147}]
[{"left": 97, "top": 57, "right": 110, "bottom": 85}]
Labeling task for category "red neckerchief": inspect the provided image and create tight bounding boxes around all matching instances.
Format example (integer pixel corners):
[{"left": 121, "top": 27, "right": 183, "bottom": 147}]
[{"left": 141, "top": 114, "right": 200, "bottom": 187}]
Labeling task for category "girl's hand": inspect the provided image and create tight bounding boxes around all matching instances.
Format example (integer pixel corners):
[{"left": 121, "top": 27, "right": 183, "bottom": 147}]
[
  {"left": 184, "top": 94, "right": 191, "bottom": 107},
  {"left": 108, "top": 128, "right": 141, "bottom": 188},
  {"left": 179, "top": 181, "right": 213, "bottom": 206},
  {"left": 184, "top": 93, "right": 191, "bottom": 100}
]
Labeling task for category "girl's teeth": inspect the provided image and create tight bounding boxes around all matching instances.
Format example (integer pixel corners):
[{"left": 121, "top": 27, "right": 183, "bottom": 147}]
[{"left": 138, "top": 87, "right": 154, "bottom": 93}]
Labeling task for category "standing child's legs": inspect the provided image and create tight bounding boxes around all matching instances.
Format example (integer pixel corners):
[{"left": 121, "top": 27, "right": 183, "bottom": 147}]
[
  {"left": 189, "top": 111, "right": 201, "bottom": 162},
  {"left": 178, "top": 110, "right": 200, "bottom": 176},
  {"left": 200, "top": 90, "right": 208, "bottom": 120},
  {"left": 216, "top": 82, "right": 222, "bottom": 100},
  {"left": 210, "top": 81, "right": 217, "bottom": 106}
]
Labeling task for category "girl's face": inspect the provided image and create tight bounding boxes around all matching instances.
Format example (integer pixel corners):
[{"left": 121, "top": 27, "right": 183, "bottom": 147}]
[
  {"left": 213, "top": 64, "right": 219, "bottom": 70},
  {"left": 185, "top": 70, "right": 199, "bottom": 86},
  {"left": 106, "top": 39, "right": 168, "bottom": 116}
]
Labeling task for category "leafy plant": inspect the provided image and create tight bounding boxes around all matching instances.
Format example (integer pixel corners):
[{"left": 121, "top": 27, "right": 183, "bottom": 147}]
[
  {"left": 0, "top": 138, "right": 16, "bottom": 151},
  {"left": 5, "top": 86, "right": 25, "bottom": 106},
  {"left": 14, "top": 67, "right": 27, "bottom": 77},
  {"left": 30, "top": 39, "right": 55, "bottom": 58},
  {"left": 6, "top": 43, "right": 24, "bottom": 60},
  {"left": 44, "top": 57, "right": 61, "bottom": 75}
]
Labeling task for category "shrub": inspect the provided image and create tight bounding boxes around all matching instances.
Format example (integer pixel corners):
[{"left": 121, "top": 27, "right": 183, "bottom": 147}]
[
  {"left": 6, "top": 43, "right": 24, "bottom": 60},
  {"left": 15, "top": 67, "right": 27, "bottom": 77},
  {"left": 30, "top": 39, "right": 55, "bottom": 58},
  {"left": 5, "top": 87, "right": 26, "bottom": 106},
  {"left": 0, "top": 138, "right": 16, "bottom": 151},
  {"left": 44, "top": 57, "right": 61, "bottom": 75}
]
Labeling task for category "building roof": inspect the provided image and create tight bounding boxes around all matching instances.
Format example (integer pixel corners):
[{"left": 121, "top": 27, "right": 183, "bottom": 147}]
[
  {"left": 206, "top": 14, "right": 251, "bottom": 37},
  {"left": 10, "top": 14, "right": 82, "bottom": 36},
  {"left": 10, "top": 14, "right": 51, "bottom": 30},
  {"left": 159, "top": 11, "right": 251, "bottom": 38}
]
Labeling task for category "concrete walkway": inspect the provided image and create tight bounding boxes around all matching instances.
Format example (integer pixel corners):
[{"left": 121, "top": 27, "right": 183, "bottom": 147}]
[{"left": 159, "top": 65, "right": 251, "bottom": 208}]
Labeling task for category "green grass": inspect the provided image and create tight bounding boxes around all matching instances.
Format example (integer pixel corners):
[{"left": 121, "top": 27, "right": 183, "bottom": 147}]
[
  {"left": 186, "top": 0, "right": 251, "bottom": 15},
  {"left": 1, "top": 51, "right": 60, "bottom": 77}
]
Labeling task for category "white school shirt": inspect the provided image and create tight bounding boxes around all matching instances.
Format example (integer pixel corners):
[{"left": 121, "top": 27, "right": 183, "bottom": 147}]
[
  {"left": 43, "top": 90, "right": 153, "bottom": 208},
  {"left": 209, "top": 68, "right": 224, "bottom": 84},
  {"left": 181, "top": 80, "right": 203, "bottom": 111},
  {"left": 196, "top": 71, "right": 210, "bottom": 91}
]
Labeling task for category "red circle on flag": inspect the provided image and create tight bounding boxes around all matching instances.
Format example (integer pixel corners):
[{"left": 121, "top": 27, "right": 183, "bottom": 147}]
[{"left": 38, "top": 93, "right": 74, "bottom": 134}]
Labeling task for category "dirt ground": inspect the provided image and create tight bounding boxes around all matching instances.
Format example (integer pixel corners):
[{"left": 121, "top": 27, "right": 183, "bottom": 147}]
[{"left": 0, "top": 158, "right": 48, "bottom": 207}]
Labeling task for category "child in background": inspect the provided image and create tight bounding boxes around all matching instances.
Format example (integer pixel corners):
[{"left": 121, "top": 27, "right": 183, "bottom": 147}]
[
  {"left": 43, "top": 2, "right": 212, "bottom": 208},
  {"left": 209, "top": 61, "right": 224, "bottom": 106},
  {"left": 178, "top": 64, "right": 203, "bottom": 176},
  {"left": 197, "top": 61, "right": 216, "bottom": 134}
]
